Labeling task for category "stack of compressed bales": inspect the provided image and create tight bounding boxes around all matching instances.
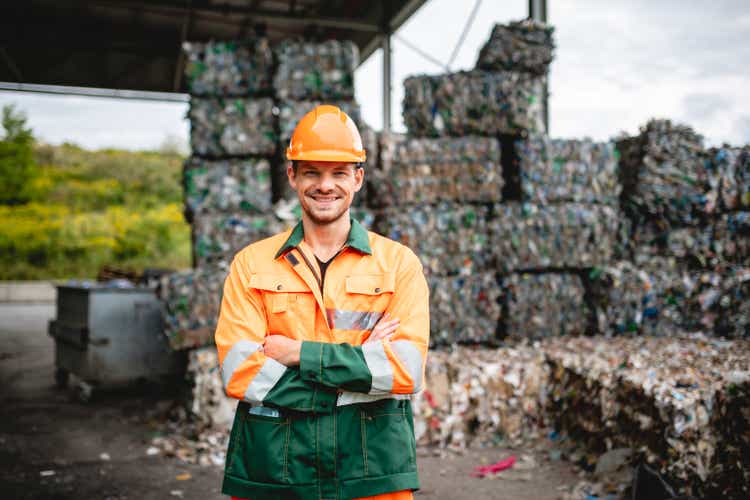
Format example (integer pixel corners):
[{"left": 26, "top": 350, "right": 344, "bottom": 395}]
[
  {"left": 545, "top": 335, "right": 750, "bottom": 500},
  {"left": 507, "top": 131, "right": 624, "bottom": 340},
  {"left": 372, "top": 136, "right": 503, "bottom": 344},
  {"left": 160, "top": 39, "right": 284, "bottom": 350},
  {"left": 612, "top": 120, "right": 750, "bottom": 337},
  {"left": 391, "top": 19, "right": 555, "bottom": 344},
  {"left": 274, "top": 39, "right": 373, "bottom": 210},
  {"left": 403, "top": 19, "right": 551, "bottom": 138},
  {"left": 184, "top": 39, "right": 284, "bottom": 270}
]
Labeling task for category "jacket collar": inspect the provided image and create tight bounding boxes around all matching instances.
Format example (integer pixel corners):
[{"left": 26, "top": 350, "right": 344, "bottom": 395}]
[{"left": 275, "top": 217, "right": 372, "bottom": 259}]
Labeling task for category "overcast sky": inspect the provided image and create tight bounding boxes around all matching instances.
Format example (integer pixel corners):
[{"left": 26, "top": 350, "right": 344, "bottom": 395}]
[{"left": 1, "top": 0, "right": 748, "bottom": 150}]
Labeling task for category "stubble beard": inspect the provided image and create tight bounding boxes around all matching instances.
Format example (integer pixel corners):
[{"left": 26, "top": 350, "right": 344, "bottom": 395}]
[{"left": 301, "top": 192, "right": 351, "bottom": 226}]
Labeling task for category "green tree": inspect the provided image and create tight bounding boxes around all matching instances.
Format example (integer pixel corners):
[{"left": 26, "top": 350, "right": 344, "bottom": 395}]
[{"left": 0, "top": 104, "right": 37, "bottom": 204}]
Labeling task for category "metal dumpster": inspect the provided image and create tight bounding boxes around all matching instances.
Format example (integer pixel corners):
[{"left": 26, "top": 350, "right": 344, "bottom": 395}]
[{"left": 48, "top": 284, "right": 184, "bottom": 398}]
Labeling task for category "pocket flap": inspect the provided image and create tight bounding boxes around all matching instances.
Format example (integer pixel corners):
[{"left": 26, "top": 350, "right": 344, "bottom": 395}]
[
  {"left": 345, "top": 273, "right": 395, "bottom": 295},
  {"left": 250, "top": 273, "right": 309, "bottom": 293}
]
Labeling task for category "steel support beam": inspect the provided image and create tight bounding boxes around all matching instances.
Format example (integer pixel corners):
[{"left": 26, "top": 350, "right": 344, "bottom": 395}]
[
  {"left": 529, "top": 0, "right": 549, "bottom": 133},
  {"left": 0, "top": 82, "right": 189, "bottom": 102},
  {"left": 382, "top": 33, "right": 392, "bottom": 133}
]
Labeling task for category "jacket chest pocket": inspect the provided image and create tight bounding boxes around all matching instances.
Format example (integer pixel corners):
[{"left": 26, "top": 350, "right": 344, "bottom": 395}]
[
  {"left": 250, "top": 274, "right": 315, "bottom": 337},
  {"left": 344, "top": 273, "right": 395, "bottom": 313}
]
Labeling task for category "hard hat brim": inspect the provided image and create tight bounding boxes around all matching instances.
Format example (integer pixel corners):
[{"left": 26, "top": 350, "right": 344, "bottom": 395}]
[{"left": 286, "top": 148, "right": 366, "bottom": 163}]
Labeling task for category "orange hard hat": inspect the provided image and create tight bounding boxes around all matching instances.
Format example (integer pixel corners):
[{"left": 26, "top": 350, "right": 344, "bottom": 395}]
[{"left": 286, "top": 104, "right": 366, "bottom": 163}]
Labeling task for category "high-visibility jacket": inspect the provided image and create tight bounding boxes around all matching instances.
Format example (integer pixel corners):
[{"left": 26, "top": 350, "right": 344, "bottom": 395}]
[{"left": 215, "top": 218, "right": 430, "bottom": 500}]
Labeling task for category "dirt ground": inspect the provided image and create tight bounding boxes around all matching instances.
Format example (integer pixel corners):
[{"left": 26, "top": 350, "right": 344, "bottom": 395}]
[{"left": 0, "top": 303, "right": 582, "bottom": 500}]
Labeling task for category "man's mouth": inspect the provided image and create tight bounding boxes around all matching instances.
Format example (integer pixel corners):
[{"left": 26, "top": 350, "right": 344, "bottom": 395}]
[{"left": 309, "top": 194, "right": 341, "bottom": 203}]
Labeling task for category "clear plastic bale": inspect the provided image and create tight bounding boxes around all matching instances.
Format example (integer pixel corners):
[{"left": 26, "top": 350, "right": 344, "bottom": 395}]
[
  {"left": 274, "top": 39, "right": 358, "bottom": 101},
  {"left": 158, "top": 262, "right": 228, "bottom": 350},
  {"left": 183, "top": 157, "right": 272, "bottom": 218},
  {"left": 403, "top": 71, "right": 545, "bottom": 137},
  {"left": 617, "top": 119, "right": 712, "bottom": 225},
  {"left": 373, "top": 203, "right": 493, "bottom": 277},
  {"left": 182, "top": 39, "right": 273, "bottom": 96},
  {"left": 475, "top": 19, "right": 555, "bottom": 76},
  {"left": 192, "top": 212, "right": 286, "bottom": 267},
  {"left": 489, "top": 203, "right": 624, "bottom": 271},
  {"left": 370, "top": 134, "right": 502, "bottom": 207},
  {"left": 500, "top": 272, "right": 589, "bottom": 340},
  {"left": 428, "top": 272, "right": 502, "bottom": 346},
  {"left": 189, "top": 97, "right": 276, "bottom": 157},
  {"left": 517, "top": 133, "right": 620, "bottom": 205}
]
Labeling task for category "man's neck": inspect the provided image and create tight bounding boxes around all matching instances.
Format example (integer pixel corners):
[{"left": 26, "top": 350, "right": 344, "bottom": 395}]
[{"left": 301, "top": 211, "right": 350, "bottom": 262}]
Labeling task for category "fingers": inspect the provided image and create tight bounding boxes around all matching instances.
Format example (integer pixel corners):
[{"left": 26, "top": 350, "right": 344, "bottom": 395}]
[{"left": 367, "top": 314, "right": 400, "bottom": 343}]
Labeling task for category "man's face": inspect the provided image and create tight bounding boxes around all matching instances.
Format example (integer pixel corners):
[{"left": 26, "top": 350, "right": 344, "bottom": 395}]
[{"left": 288, "top": 161, "right": 364, "bottom": 225}]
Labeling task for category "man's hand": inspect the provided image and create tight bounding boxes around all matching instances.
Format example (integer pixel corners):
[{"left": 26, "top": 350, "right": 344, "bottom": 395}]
[
  {"left": 264, "top": 335, "right": 302, "bottom": 366},
  {"left": 365, "top": 313, "right": 400, "bottom": 343}
]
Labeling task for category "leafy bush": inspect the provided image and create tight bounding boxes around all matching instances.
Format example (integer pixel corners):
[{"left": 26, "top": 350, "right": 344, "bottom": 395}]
[
  {"left": 1, "top": 126, "right": 191, "bottom": 279},
  {"left": 0, "top": 203, "right": 190, "bottom": 279}
]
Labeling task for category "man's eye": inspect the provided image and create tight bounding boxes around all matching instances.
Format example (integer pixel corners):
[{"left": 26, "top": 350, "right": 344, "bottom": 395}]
[{"left": 334, "top": 171, "right": 347, "bottom": 177}]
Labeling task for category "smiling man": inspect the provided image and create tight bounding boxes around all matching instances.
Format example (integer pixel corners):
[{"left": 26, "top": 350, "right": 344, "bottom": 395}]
[{"left": 214, "top": 105, "right": 430, "bottom": 500}]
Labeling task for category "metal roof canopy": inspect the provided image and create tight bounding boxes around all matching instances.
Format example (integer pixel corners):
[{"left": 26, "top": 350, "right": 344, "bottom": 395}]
[
  {"left": 1, "top": 0, "right": 547, "bottom": 133},
  {"left": 0, "top": 0, "right": 426, "bottom": 129}
]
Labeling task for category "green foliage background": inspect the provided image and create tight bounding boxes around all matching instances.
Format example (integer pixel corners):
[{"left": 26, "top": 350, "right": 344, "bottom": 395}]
[{"left": 0, "top": 106, "right": 191, "bottom": 280}]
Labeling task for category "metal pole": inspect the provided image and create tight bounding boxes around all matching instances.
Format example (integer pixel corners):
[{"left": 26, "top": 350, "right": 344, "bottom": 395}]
[
  {"left": 528, "top": 0, "right": 549, "bottom": 133},
  {"left": 382, "top": 32, "right": 392, "bottom": 133}
]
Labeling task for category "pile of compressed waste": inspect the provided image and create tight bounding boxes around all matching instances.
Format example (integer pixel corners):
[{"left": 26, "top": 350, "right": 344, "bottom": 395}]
[{"left": 544, "top": 335, "right": 750, "bottom": 500}]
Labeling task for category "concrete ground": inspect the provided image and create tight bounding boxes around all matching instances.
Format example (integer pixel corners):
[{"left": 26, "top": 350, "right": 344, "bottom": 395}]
[{"left": 0, "top": 303, "right": 582, "bottom": 500}]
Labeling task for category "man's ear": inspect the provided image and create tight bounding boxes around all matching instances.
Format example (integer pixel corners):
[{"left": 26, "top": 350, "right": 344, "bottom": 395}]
[
  {"left": 353, "top": 166, "right": 364, "bottom": 192},
  {"left": 287, "top": 161, "right": 297, "bottom": 189}
]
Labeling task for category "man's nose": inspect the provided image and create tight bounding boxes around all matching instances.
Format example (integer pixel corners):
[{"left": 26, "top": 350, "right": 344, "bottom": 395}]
[{"left": 317, "top": 172, "right": 335, "bottom": 191}]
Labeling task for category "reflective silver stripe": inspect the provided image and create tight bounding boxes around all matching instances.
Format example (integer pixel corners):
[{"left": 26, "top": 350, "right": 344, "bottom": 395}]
[
  {"left": 221, "top": 339, "right": 261, "bottom": 388},
  {"left": 362, "top": 341, "right": 393, "bottom": 393},
  {"left": 330, "top": 309, "right": 383, "bottom": 331},
  {"left": 244, "top": 358, "right": 287, "bottom": 403},
  {"left": 336, "top": 391, "right": 410, "bottom": 406},
  {"left": 391, "top": 340, "right": 424, "bottom": 392}
]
